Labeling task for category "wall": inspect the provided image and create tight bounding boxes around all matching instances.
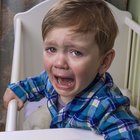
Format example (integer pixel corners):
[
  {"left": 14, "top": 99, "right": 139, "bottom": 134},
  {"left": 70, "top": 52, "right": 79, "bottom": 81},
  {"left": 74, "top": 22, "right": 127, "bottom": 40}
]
[
  {"left": 127, "top": 0, "right": 140, "bottom": 109},
  {"left": 106, "top": 0, "right": 128, "bottom": 10},
  {"left": 128, "top": 0, "right": 140, "bottom": 24}
]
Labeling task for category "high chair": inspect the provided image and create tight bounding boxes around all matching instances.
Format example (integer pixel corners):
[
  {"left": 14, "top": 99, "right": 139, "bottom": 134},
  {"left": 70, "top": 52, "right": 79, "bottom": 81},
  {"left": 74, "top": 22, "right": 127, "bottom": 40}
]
[{"left": 1, "top": 0, "right": 140, "bottom": 139}]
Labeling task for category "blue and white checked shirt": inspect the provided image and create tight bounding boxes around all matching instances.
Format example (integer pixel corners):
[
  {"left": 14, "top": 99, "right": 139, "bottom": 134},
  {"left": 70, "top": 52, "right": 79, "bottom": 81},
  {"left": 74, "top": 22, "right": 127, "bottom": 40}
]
[{"left": 8, "top": 71, "right": 140, "bottom": 139}]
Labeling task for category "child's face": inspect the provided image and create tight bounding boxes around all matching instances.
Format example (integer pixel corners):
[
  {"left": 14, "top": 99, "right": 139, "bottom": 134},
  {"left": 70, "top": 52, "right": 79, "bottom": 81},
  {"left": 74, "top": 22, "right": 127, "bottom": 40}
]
[{"left": 43, "top": 27, "right": 104, "bottom": 103}]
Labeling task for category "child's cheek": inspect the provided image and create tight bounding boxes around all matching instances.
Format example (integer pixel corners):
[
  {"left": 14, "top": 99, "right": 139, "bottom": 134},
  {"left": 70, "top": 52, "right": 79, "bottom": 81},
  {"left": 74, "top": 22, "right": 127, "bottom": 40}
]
[{"left": 43, "top": 55, "right": 51, "bottom": 71}]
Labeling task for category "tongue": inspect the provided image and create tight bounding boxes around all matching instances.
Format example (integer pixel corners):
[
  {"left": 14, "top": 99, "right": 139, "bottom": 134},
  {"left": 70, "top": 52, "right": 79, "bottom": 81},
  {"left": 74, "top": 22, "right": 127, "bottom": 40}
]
[{"left": 58, "top": 77, "right": 74, "bottom": 86}]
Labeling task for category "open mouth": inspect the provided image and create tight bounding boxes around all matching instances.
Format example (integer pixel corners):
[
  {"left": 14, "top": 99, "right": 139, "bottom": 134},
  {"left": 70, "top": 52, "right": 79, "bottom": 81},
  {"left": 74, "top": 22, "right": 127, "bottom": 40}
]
[{"left": 54, "top": 76, "right": 75, "bottom": 90}]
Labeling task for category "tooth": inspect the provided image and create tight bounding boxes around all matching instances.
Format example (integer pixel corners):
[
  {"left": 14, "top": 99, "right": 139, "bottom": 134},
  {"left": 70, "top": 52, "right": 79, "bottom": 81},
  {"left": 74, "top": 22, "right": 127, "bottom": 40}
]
[{"left": 58, "top": 78, "right": 61, "bottom": 84}]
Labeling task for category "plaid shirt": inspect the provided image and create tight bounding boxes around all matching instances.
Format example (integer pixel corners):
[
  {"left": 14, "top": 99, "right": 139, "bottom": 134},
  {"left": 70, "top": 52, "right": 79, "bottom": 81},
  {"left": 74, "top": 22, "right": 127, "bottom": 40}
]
[{"left": 9, "top": 71, "right": 140, "bottom": 139}]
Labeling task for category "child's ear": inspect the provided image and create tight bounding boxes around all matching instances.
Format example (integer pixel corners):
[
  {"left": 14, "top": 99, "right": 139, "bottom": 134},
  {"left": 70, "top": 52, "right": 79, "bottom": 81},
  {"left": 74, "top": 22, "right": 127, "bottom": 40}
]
[{"left": 98, "top": 49, "right": 115, "bottom": 74}]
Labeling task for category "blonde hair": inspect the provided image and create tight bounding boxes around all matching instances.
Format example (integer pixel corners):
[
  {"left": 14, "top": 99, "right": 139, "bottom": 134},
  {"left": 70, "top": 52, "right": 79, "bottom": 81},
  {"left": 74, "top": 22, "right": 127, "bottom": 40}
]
[{"left": 42, "top": 0, "right": 118, "bottom": 54}]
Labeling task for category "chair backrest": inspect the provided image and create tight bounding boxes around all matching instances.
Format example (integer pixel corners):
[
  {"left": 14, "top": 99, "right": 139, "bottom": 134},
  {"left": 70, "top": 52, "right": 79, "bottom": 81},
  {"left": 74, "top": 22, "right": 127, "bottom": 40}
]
[
  {"left": 12, "top": 0, "right": 57, "bottom": 82},
  {"left": 106, "top": 3, "right": 132, "bottom": 88},
  {"left": 12, "top": 0, "right": 131, "bottom": 88},
  {"left": 8, "top": 0, "right": 140, "bottom": 132}
]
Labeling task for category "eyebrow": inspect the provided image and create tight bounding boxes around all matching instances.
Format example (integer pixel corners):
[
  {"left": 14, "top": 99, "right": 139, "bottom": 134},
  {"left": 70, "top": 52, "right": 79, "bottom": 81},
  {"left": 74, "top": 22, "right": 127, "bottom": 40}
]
[
  {"left": 44, "top": 38, "right": 91, "bottom": 52},
  {"left": 44, "top": 40, "right": 57, "bottom": 46},
  {"left": 64, "top": 42, "right": 89, "bottom": 52}
]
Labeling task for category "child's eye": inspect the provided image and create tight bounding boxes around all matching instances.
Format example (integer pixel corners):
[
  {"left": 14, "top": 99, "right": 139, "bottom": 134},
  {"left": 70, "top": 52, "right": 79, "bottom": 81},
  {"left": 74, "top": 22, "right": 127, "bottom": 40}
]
[
  {"left": 70, "top": 50, "right": 83, "bottom": 57},
  {"left": 45, "top": 47, "right": 56, "bottom": 53}
]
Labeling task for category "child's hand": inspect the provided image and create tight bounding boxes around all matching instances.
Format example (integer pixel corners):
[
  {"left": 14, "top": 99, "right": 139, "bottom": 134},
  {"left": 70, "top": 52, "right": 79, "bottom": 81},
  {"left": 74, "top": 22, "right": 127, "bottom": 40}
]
[{"left": 3, "top": 88, "right": 24, "bottom": 110}]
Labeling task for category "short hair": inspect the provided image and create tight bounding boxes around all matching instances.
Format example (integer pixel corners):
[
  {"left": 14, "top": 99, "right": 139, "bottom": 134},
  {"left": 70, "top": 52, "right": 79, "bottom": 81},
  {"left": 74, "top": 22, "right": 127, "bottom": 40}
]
[{"left": 42, "top": 0, "right": 118, "bottom": 54}]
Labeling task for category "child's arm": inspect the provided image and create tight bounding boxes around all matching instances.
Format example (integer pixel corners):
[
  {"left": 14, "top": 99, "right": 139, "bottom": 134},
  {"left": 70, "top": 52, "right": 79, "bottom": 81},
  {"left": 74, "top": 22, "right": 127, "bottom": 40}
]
[
  {"left": 3, "top": 88, "right": 24, "bottom": 109},
  {"left": 3, "top": 71, "right": 48, "bottom": 109}
]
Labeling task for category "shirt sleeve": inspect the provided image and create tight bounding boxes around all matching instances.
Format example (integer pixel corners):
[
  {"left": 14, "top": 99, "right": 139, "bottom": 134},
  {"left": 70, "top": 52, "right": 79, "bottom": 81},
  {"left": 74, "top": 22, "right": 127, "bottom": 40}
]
[
  {"left": 8, "top": 71, "right": 48, "bottom": 103},
  {"left": 96, "top": 96, "right": 140, "bottom": 140}
]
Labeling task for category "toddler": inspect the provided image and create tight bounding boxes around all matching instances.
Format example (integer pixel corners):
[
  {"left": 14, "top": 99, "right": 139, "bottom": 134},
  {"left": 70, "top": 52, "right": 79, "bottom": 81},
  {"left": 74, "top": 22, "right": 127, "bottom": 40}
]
[{"left": 3, "top": 0, "right": 140, "bottom": 139}]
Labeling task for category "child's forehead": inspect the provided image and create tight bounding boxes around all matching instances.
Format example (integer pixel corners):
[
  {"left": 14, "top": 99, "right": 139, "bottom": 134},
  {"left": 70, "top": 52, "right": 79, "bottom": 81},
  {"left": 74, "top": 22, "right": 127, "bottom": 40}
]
[
  {"left": 44, "top": 27, "right": 98, "bottom": 50},
  {"left": 46, "top": 27, "right": 96, "bottom": 40}
]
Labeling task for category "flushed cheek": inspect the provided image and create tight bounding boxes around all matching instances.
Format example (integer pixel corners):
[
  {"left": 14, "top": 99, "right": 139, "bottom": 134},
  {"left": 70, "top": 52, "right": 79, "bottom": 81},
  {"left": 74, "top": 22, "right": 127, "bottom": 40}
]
[
  {"left": 72, "top": 59, "right": 94, "bottom": 76},
  {"left": 43, "top": 60, "right": 54, "bottom": 82},
  {"left": 73, "top": 64, "right": 98, "bottom": 89},
  {"left": 73, "top": 66, "right": 90, "bottom": 84},
  {"left": 44, "top": 60, "right": 50, "bottom": 70},
  {"left": 43, "top": 54, "right": 52, "bottom": 70}
]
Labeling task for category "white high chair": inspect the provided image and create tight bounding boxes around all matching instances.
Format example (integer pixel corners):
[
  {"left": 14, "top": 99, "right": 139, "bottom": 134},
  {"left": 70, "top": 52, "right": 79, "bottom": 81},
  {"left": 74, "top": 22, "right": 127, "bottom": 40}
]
[{"left": 2, "top": 0, "right": 140, "bottom": 140}]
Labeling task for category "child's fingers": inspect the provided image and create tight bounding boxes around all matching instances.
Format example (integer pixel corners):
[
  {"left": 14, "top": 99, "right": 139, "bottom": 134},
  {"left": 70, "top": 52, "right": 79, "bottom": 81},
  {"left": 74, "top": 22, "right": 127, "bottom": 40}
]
[
  {"left": 3, "top": 97, "right": 23, "bottom": 110},
  {"left": 3, "top": 88, "right": 23, "bottom": 110},
  {"left": 3, "top": 97, "right": 15, "bottom": 109},
  {"left": 3, "top": 99, "right": 9, "bottom": 109},
  {"left": 17, "top": 99, "right": 24, "bottom": 110},
  {"left": 3, "top": 95, "right": 12, "bottom": 109},
  {"left": 3, "top": 89, "right": 13, "bottom": 108}
]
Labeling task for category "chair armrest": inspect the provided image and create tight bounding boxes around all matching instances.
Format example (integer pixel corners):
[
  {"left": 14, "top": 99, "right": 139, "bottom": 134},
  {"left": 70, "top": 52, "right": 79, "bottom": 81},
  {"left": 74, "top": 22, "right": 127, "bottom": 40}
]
[{"left": 5, "top": 99, "right": 18, "bottom": 131}]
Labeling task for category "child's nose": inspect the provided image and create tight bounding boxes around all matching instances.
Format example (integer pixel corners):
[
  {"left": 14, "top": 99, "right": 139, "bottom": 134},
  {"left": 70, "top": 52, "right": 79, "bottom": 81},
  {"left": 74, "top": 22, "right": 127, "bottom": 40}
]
[{"left": 54, "top": 53, "right": 69, "bottom": 70}]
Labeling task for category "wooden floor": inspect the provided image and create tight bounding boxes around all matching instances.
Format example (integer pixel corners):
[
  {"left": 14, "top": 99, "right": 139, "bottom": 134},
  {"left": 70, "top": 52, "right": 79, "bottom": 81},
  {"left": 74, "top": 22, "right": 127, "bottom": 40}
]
[{"left": 0, "top": 0, "right": 44, "bottom": 131}]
